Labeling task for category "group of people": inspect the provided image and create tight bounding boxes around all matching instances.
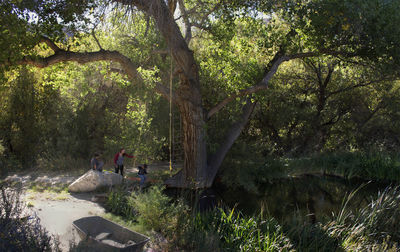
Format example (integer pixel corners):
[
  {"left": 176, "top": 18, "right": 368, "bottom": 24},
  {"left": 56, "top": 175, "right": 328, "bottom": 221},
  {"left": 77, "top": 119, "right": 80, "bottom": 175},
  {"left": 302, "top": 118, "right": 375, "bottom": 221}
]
[{"left": 90, "top": 148, "right": 147, "bottom": 188}]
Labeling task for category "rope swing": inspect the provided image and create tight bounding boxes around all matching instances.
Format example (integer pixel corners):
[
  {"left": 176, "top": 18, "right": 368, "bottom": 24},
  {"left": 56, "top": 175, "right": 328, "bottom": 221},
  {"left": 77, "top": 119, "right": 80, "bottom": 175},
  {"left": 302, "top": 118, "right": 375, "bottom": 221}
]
[{"left": 169, "top": 51, "right": 173, "bottom": 176}]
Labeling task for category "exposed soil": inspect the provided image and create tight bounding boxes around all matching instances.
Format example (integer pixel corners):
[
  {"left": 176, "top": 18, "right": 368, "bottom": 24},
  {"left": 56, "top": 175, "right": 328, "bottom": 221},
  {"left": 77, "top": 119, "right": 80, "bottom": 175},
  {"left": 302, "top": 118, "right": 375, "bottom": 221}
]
[{"left": 3, "top": 163, "right": 177, "bottom": 251}]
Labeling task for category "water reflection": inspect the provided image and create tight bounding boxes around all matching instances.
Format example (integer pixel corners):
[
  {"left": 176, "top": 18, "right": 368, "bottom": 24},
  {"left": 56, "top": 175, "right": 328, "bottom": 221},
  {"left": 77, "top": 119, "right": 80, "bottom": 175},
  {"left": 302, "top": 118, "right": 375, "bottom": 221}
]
[{"left": 216, "top": 174, "right": 390, "bottom": 222}]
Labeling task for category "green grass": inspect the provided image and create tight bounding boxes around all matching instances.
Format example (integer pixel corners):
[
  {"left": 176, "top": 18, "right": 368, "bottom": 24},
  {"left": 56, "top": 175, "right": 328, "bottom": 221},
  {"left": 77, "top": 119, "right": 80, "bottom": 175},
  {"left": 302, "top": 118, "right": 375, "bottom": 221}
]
[
  {"left": 223, "top": 151, "right": 400, "bottom": 194},
  {"left": 28, "top": 182, "right": 69, "bottom": 194},
  {"left": 288, "top": 151, "right": 400, "bottom": 181},
  {"left": 188, "top": 208, "right": 294, "bottom": 251},
  {"left": 102, "top": 212, "right": 144, "bottom": 233}
]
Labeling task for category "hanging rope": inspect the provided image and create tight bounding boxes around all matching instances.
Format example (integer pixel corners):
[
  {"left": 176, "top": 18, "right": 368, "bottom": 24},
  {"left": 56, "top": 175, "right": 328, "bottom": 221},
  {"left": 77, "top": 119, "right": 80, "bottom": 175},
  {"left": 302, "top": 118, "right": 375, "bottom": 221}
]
[{"left": 169, "top": 51, "right": 173, "bottom": 176}]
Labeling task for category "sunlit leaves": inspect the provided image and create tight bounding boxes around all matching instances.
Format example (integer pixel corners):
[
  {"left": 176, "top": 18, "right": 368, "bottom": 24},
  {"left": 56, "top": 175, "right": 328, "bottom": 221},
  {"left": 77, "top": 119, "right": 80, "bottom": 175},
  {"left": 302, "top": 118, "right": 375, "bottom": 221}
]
[{"left": 194, "top": 17, "right": 271, "bottom": 107}]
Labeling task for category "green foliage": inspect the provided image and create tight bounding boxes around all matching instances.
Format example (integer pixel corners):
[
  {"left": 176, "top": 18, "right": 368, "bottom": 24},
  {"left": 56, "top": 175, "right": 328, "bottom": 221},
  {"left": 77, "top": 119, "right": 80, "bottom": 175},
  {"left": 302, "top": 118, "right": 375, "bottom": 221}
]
[
  {"left": 324, "top": 186, "right": 400, "bottom": 250},
  {"left": 128, "top": 185, "right": 187, "bottom": 233},
  {"left": 291, "top": 151, "right": 400, "bottom": 181},
  {"left": 284, "top": 217, "right": 341, "bottom": 252},
  {"left": 178, "top": 208, "right": 293, "bottom": 251},
  {"left": 0, "top": 0, "right": 97, "bottom": 68},
  {"left": 0, "top": 140, "right": 4, "bottom": 156},
  {"left": 222, "top": 149, "right": 400, "bottom": 194},
  {"left": 102, "top": 183, "right": 400, "bottom": 251},
  {"left": 35, "top": 155, "right": 89, "bottom": 172},
  {"left": 105, "top": 186, "right": 136, "bottom": 220}
]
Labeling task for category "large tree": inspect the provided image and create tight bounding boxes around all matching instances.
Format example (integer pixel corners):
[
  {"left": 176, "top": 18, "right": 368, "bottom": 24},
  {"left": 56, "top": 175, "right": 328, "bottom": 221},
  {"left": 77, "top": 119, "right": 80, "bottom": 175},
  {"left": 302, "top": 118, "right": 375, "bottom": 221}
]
[{"left": 1, "top": 0, "right": 400, "bottom": 187}]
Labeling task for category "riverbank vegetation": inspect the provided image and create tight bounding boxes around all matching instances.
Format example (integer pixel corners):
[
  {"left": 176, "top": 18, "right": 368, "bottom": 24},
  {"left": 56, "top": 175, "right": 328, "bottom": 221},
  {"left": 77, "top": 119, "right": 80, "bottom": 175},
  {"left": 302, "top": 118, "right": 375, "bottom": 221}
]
[{"left": 102, "top": 184, "right": 400, "bottom": 251}]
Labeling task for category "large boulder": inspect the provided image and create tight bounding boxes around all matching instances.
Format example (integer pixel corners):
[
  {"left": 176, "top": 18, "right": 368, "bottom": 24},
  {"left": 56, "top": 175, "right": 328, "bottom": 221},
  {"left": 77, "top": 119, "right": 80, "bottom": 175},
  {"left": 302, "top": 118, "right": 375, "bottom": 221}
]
[
  {"left": 103, "top": 171, "right": 123, "bottom": 186},
  {"left": 68, "top": 170, "right": 123, "bottom": 193}
]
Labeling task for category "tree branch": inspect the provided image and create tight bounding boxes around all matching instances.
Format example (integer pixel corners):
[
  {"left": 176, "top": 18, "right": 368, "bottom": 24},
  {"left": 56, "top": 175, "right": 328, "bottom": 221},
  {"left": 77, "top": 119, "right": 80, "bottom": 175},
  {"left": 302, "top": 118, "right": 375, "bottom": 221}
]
[
  {"left": 39, "top": 36, "right": 61, "bottom": 52},
  {"left": 178, "top": 0, "right": 192, "bottom": 43},
  {"left": 20, "top": 38, "right": 178, "bottom": 103},
  {"left": 91, "top": 29, "right": 103, "bottom": 51},
  {"left": 207, "top": 51, "right": 287, "bottom": 119},
  {"left": 207, "top": 98, "right": 256, "bottom": 185},
  {"left": 207, "top": 50, "right": 357, "bottom": 120},
  {"left": 115, "top": 0, "right": 200, "bottom": 100},
  {"left": 327, "top": 77, "right": 394, "bottom": 97}
]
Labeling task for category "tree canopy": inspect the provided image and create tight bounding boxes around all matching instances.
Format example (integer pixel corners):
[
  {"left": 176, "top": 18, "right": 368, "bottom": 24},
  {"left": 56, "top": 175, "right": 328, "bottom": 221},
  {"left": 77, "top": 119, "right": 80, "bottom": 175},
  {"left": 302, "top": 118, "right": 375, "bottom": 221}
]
[{"left": 2, "top": 0, "right": 400, "bottom": 187}]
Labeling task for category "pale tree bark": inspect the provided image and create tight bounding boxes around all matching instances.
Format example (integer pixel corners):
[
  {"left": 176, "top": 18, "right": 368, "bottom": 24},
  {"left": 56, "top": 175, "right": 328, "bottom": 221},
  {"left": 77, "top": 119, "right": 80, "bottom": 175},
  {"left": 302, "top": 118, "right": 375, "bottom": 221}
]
[{"left": 207, "top": 99, "right": 256, "bottom": 187}]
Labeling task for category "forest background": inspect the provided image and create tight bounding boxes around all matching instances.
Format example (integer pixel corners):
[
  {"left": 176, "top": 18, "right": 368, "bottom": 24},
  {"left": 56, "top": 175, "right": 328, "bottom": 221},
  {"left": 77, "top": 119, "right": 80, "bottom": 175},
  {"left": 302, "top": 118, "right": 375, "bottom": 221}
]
[{"left": 2, "top": 0, "right": 400, "bottom": 190}]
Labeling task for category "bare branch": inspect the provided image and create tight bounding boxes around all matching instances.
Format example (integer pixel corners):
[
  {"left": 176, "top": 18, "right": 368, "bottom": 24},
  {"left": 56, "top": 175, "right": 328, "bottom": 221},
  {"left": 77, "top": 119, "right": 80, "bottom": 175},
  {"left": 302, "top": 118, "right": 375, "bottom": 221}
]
[
  {"left": 191, "top": 2, "right": 221, "bottom": 32},
  {"left": 144, "top": 15, "right": 150, "bottom": 37}
]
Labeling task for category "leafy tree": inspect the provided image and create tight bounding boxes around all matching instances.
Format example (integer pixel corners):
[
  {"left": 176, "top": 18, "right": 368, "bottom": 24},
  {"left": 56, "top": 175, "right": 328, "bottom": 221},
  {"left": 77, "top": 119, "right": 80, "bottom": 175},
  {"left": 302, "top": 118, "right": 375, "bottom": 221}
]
[
  {"left": 2, "top": 0, "right": 400, "bottom": 187},
  {"left": 247, "top": 58, "right": 400, "bottom": 156}
]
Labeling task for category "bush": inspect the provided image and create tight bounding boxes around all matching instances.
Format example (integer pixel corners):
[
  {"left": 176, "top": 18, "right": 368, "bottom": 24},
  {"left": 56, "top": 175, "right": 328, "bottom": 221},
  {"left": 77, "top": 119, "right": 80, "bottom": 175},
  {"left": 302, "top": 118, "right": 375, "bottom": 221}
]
[
  {"left": 0, "top": 184, "right": 59, "bottom": 251},
  {"left": 105, "top": 185, "right": 136, "bottom": 220},
  {"left": 35, "top": 154, "right": 89, "bottom": 172},
  {"left": 128, "top": 185, "right": 187, "bottom": 233}
]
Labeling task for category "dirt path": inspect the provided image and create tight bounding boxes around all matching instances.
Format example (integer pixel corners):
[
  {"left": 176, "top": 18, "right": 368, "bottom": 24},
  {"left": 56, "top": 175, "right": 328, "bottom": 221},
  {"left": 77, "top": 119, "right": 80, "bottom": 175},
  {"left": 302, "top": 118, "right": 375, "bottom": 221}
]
[
  {"left": 26, "top": 191, "right": 105, "bottom": 251},
  {"left": 4, "top": 172, "right": 105, "bottom": 251},
  {"left": 3, "top": 163, "right": 178, "bottom": 251}
]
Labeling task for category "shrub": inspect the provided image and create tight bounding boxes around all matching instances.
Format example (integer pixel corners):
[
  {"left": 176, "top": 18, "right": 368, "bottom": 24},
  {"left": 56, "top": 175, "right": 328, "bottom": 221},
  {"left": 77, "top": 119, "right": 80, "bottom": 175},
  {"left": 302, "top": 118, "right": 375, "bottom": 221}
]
[
  {"left": 105, "top": 185, "right": 136, "bottom": 220},
  {"left": 128, "top": 185, "right": 187, "bottom": 233},
  {"left": 0, "top": 184, "right": 59, "bottom": 251},
  {"left": 35, "top": 154, "right": 89, "bottom": 172}
]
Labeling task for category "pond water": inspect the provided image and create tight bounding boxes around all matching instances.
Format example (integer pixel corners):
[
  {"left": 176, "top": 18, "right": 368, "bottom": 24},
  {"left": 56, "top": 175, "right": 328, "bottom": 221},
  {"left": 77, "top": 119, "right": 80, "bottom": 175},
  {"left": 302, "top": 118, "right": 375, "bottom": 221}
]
[{"left": 214, "top": 174, "right": 391, "bottom": 222}]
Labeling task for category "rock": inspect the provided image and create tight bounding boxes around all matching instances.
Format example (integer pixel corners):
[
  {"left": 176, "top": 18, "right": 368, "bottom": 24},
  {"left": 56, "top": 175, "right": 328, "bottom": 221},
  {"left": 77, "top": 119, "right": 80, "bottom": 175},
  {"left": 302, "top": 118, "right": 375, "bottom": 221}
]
[
  {"left": 103, "top": 171, "right": 123, "bottom": 187},
  {"left": 68, "top": 170, "right": 122, "bottom": 193}
]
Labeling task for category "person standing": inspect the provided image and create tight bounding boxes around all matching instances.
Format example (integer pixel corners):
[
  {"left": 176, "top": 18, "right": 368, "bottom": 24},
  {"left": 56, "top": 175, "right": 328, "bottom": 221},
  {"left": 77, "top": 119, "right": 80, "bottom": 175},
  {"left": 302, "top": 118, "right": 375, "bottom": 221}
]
[{"left": 113, "top": 148, "right": 134, "bottom": 176}]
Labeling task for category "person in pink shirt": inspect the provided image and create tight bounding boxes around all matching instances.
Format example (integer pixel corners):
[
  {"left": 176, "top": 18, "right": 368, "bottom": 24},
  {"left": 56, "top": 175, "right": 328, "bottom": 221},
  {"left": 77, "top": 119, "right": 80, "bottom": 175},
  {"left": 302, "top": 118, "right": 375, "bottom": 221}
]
[{"left": 113, "top": 148, "right": 134, "bottom": 176}]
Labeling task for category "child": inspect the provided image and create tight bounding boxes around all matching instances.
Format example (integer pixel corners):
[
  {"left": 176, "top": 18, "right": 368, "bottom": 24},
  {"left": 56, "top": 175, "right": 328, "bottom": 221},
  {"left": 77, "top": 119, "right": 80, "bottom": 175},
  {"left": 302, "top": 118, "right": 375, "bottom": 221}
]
[
  {"left": 90, "top": 153, "right": 104, "bottom": 172},
  {"left": 138, "top": 164, "right": 148, "bottom": 189}
]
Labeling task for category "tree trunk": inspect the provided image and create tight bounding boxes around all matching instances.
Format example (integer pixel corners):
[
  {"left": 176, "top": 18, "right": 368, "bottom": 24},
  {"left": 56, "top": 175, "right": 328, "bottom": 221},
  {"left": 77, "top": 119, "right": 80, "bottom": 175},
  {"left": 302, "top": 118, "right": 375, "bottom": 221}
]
[
  {"left": 181, "top": 100, "right": 208, "bottom": 187},
  {"left": 207, "top": 99, "right": 256, "bottom": 187},
  {"left": 165, "top": 98, "right": 208, "bottom": 188}
]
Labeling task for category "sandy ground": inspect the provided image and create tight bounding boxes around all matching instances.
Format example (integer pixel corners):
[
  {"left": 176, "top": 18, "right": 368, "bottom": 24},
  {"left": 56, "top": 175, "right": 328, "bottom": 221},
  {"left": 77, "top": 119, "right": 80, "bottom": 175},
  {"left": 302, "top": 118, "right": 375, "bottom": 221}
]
[
  {"left": 25, "top": 191, "right": 105, "bottom": 251},
  {"left": 5, "top": 171, "right": 116, "bottom": 251},
  {"left": 3, "top": 163, "right": 177, "bottom": 251}
]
